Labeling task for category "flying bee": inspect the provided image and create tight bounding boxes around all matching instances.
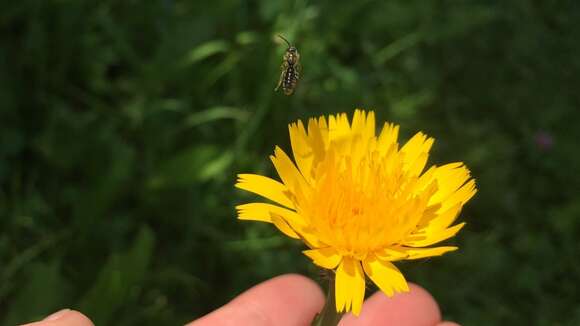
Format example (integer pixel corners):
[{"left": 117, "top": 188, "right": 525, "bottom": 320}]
[{"left": 275, "top": 35, "right": 301, "bottom": 95}]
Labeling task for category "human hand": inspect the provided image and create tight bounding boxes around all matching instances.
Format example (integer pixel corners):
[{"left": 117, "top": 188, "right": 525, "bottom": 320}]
[
  {"left": 19, "top": 309, "right": 94, "bottom": 326},
  {"left": 20, "top": 274, "right": 459, "bottom": 326},
  {"left": 189, "top": 274, "right": 458, "bottom": 326}
]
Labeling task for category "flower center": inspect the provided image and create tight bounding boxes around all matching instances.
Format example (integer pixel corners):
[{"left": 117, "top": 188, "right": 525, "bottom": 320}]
[{"left": 302, "top": 150, "right": 421, "bottom": 256}]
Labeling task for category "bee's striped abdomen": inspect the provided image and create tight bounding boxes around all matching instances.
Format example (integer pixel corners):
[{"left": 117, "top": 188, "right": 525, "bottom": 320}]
[{"left": 282, "top": 64, "right": 299, "bottom": 95}]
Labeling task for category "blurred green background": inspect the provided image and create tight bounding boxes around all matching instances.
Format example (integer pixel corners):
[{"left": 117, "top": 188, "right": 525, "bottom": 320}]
[{"left": 1, "top": 0, "right": 579, "bottom": 325}]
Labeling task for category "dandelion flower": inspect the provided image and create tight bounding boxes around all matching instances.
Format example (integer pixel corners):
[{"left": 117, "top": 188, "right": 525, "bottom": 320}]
[{"left": 235, "top": 110, "right": 476, "bottom": 316}]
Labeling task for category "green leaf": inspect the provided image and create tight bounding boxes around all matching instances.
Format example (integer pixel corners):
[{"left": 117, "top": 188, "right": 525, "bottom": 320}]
[
  {"left": 235, "top": 31, "right": 259, "bottom": 45},
  {"left": 78, "top": 226, "right": 155, "bottom": 325},
  {"left": 183, "top": 106, "right": 249, "bottom": 128},
  {"left": 373, "top": 32, "right": 423, "bottom": 65},
  {"left": 148, "top": 145, "right": 233, "bottom": 189},
  {"left": 184, "top": 40, "right": 230, "bottom": 65},
  {"left": 2, "top": 261, "right": 69, "bottom": 326}
]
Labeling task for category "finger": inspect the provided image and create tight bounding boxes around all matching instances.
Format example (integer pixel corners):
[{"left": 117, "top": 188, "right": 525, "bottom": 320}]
[
  {"left": 438, "top": 322, "right": 461, "bottom": 326},
  {"left": 187, "top": 274, "right": 324, "bottom": 326},
  {"left": 19, "top": 309, "right": 94, "bottom": 326},
  {"left": 340, "top": 283, "right": 441, "bottom": 326}
]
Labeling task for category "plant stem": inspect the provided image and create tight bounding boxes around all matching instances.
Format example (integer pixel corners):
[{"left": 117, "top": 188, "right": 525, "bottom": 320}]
[{"left": 311, "top": 270, "right": 343, "bottom": 326}]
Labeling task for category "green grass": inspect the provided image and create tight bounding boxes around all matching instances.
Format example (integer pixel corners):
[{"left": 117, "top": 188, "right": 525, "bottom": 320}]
[{"left": 1, "top": 0, "right": 580, "bottom": 324}]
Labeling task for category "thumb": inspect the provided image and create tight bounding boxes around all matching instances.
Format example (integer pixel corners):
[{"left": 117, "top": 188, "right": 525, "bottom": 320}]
[{"left": 19, "top": 309, "right": 94, "bottom": 326}]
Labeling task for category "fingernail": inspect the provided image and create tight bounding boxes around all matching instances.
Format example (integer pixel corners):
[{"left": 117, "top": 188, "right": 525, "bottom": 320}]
[{"left": 43, "top": 309, "right": 71, "bottom": 321}]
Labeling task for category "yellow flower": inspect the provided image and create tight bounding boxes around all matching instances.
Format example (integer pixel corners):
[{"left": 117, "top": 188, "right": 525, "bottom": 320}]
[{"left": 235, "top": 110, "right": 476, "bottom": 316}]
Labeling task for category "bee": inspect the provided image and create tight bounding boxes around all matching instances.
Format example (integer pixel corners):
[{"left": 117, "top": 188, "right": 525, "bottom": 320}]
[{"left": 275, "top": 35, "right": 301, "bottom": 96}]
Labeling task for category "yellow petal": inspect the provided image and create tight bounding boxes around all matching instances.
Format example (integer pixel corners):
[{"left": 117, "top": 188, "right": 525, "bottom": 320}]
[
  {"left": 362, "top": 256, "right": 409, "bottom": 297},
  {"left": 302, "top": 247, "right": 342, "bottom": 269},
  {"left": 235, "top": 174, "right": 294, "bottom": 208},
  {"left": 335, "top": 257, "right": 366, "bottom": 315},
  {"left": 404, "top": 222, "right": 466, "bottom": 247},
  {"left": 288, "top": 116, "right": 329, "bottom": 181},
  {"left": 428, "top": 163, "right": 476, "bottom": 208},
  {"left": 270, "top": 147, "right": 309, "bottom": 196},
  {"left": 236, "top": 203, "right": 275, "bottom": 223},
  {"left": 235, "top": 203, "right": 305, "bottom": 226},
  {"left": 328, "top": 113, "right": 352, "bottom": 149},
  {"left": 439, "top": 179, "right": 477, "bottom": 213},
  {"left": 400, "top": 246, "right": 458, "bottom": 260},
  {"left": 400, "top": 132, "right": 434, "bottom": 176},
  {"left": 312, "top": 115, "right": 329, "bottom": 153},
  {"left": 351, "top": 109, "right": 364, "bottom": 131},
  {"left": 289, "top": 121, "right": 313, "bottom": 180},
  {"left": 415, "top": 165, "right": 437, "bottom": 192},
  {"left": 377, "top": 122, "right": 399, "bottom": 154},
  {"left": 294, "top": 226, "right": 325, "bottom": 249},
  {"left": 364, "top": 111, "right": 376, "bottom": 140},
  {"left": 351, "top": 109, "right": 375, "bottom": 141},
  {"left": 374, "top": 247, "right": 409, "bottom": 261},
  {"left": 348, "top": 110, "right": 376, "bottom": 167},
  {"left": 270, "top": 213, "right": 300, "bottom": 239},
  {"left": 421, "top": 203, "right": 462, "bottom": 230}
]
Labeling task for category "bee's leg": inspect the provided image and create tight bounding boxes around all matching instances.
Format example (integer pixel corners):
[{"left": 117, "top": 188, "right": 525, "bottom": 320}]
[
  {"left": 275, "top": 62, "right": 289, "bottom": 92},
  {"left": 275, "top": 71, "right": 284, "bottom": 92}
]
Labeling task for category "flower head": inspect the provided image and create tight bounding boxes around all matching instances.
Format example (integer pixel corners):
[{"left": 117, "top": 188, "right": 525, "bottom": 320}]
[{"left": 236, "top": 110, "right": 476, "bottom": 315}]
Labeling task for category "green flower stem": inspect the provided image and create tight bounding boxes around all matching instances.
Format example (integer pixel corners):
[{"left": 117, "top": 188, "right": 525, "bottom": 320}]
[{"left": 311, "top": 270, "right": 343, "bottom": 326}]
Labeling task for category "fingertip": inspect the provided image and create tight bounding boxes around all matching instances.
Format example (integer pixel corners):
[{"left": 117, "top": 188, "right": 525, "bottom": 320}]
[
  {"left": 189, "top": 273, "right": 324, "bottom": 326},
  {"left": 251, "top": 273, "right": 324, "bottom": 304},
  {"left": 340, "top": 283, "right": 441, "bottom": 326},
  {"left": 235, "top": 274, "right": 326, "bottom": 311},
  {"left": 231, "top": 273, "right": 325, "bottom": 309},
  {"left": 63, "top": 311, "right": 94, "bottom": 326},
  {"left": 19, "top": 310, "right": 94, "bottom": 326},
  {"left": 406, "top": 283, "right": 442, "bottom": 320},
  {"left": 438, "top": 322, "right": 461, "bottom": 326}
]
